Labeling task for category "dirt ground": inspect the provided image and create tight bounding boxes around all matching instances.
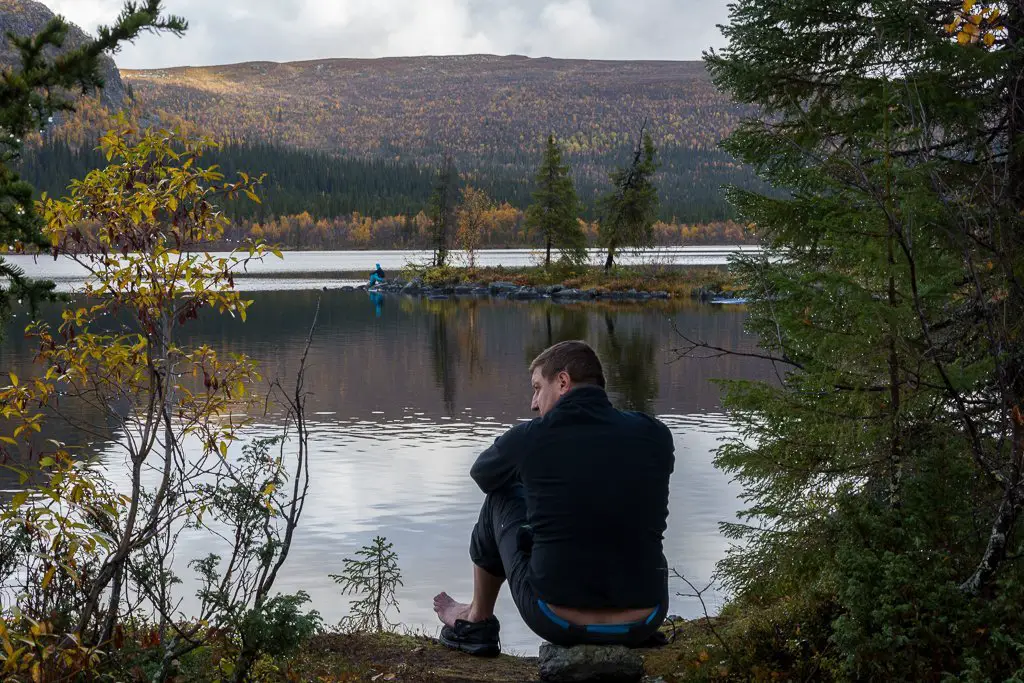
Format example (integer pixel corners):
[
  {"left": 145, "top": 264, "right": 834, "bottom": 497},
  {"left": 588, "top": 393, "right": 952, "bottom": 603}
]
[{"left": 282, "top": 618, "right": 711, "bottom": 682}]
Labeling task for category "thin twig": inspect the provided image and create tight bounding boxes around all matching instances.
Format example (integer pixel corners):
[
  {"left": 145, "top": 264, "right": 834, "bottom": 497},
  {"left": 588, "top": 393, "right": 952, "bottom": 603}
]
[{"left": 671, "top": 569, "right": 734, "bottom": 662}]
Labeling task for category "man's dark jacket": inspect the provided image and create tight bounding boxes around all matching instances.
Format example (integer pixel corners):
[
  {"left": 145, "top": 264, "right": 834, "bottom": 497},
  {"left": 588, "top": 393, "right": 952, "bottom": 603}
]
[{"left": 470, "top": 385, "right": 675, "bottom": 610}]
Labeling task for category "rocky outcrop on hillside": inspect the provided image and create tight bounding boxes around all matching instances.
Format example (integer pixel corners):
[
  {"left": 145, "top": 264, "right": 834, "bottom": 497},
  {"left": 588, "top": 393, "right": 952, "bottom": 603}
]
[{"left": 0, "top": 0, "right": 127, "bottom": 109}]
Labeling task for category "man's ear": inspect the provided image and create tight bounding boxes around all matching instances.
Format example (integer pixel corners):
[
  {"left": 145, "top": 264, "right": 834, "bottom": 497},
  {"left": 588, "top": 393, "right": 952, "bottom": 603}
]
[{"left": 558, "top": 370, "right": 572, "bottom": 392}]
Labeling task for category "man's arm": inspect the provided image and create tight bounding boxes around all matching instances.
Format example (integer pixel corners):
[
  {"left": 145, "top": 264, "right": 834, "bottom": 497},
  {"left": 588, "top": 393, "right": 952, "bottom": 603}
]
[{"left": 470, "top": 421, "right": 533, "bottom": 493}]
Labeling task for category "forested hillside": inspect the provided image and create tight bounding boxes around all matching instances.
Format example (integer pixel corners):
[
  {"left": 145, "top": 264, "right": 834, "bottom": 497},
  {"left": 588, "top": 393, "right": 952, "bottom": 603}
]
[
  {"left": 19, "top": 54, "right": 762, "bottom": 242},
  {"left": 116, "top": 55, "right": 757, "bottom": 224},
  {"left": 21, "top": 137, "right": 752, "bottom": 249}
]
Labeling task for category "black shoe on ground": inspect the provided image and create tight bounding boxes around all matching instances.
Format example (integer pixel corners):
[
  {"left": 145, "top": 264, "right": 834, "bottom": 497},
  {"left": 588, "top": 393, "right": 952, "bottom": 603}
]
[{"left": 439, "top": 616, "right": 501, "bottom": 657}]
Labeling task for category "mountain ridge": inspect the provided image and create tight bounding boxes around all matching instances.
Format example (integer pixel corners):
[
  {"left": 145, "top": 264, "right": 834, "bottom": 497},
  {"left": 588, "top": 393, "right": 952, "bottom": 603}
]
[
  {"left": 117, "top": 53, "right": 750, "bottom": 220},
  {"left": 0, "top": 0, "right": 127, "bottom": 109}
]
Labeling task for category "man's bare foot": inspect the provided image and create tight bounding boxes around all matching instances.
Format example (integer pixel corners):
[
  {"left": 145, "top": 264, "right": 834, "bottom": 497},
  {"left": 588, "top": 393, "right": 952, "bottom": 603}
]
[{"left": 433, "top": 592, "right": 472, "bottom": 627}]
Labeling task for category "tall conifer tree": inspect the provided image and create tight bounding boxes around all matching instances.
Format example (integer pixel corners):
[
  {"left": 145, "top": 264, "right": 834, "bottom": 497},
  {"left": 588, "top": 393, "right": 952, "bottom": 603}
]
[
  {"left": 691, "top": 0, "right": 1024, "bottom": 677},
  {"left": 426, "top": 153, "right": 459, "bottom": 268},
  {"left": 525, "top": 135, "right": 586, "bottom": 267},
  {"left": 598, "top": 126, "right": 659, "bottom": 271}
]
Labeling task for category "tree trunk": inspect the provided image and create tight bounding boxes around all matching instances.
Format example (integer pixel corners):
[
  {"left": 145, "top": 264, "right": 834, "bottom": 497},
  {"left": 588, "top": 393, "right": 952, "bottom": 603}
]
[
  {"left": 961, "top": 485, "right": 1021, "bottom": 594},
  {"left": 604, "top": 243, "right": 615, "bottom": 271}
]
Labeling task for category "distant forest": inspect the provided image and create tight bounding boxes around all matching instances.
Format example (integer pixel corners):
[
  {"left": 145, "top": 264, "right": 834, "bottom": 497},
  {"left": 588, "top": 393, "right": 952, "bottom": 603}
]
[{"left": 21, "top": 138, "right": 751, "bottom": 227}]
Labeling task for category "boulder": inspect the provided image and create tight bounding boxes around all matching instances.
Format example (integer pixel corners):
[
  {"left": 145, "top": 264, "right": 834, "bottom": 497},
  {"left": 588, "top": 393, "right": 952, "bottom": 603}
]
[
  {"left": 538, "top": 643, "right": 644, "bottom": 683},
  {"left": 552, "top": 288, "right": 583, "bottom": 299},
  {"left": 651, "top": 291, "right": 670, "bottom": 300},
  {"left": 454, "top": 285, "right": 473, "bottom": 295},
  {"left": 513, "top": 286, "right": 542, "bottom": 300},
  {"left": 488, "top": 281, "right": 518, "bottom": 294}
]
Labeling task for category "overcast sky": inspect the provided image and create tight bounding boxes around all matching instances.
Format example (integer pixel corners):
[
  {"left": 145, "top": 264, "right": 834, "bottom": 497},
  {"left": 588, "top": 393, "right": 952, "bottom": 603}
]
[{"left": 44, "top": 0, "right": 731, "bottom": 69}]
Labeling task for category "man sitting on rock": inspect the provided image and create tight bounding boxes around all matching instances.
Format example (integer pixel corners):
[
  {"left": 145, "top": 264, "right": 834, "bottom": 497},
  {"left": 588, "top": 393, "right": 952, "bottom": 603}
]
[{"left": 434, "top": 340, "right": 675, "bottom": 656}]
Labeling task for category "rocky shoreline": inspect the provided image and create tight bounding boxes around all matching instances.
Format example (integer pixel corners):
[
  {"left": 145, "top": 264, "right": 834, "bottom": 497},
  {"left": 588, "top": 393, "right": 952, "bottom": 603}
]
[{"left": 344, "top": 279, "right": 685, "bottom": 302}]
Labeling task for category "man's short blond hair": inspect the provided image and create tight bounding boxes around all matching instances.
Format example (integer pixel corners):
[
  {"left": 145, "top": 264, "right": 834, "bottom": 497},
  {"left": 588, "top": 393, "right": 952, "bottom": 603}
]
[{"left": 529, "top": 340, "right": 606, "bottom": 389}]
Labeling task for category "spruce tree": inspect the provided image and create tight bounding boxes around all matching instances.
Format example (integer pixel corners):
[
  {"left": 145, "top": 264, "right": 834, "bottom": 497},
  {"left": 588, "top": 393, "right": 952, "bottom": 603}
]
[
  {"left": 692, "top": 0, "right": 1024, "bottom": 677},
  {"left": 598, "top": 126, "right": 659, "bottom": 271},
  {"left": 426, "top": 154, "right": 459, "bottom": 268},
  {"left": 525, "top": 135, "right": 586, "bottom": 267}
]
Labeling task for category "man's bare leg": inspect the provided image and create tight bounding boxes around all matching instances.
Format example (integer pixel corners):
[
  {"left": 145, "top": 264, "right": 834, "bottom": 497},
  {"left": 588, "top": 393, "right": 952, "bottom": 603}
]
[{"left": 433, "top": 564, "right": 505, "bottom": 627}]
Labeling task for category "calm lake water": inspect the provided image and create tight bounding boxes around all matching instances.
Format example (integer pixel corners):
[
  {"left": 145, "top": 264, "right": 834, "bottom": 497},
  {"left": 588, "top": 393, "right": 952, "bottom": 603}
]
[
  {"left": 3, "top": 247, "right": 759, "bottom": 293},
  {"left": 1, "top": 265, "right": 770, "bottom": 653}
]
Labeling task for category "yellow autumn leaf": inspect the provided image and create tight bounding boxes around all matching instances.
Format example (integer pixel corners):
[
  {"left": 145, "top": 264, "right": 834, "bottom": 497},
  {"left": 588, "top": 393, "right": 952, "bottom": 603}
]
[
  {"left": 963, "top": 0, "right": 976, "bottom": 11},
  {"left": 9, "top": 372, "right": 17, "bottom": 387},
  {"left": 984, "top": 32, "right": 996, "bottom": 47}
]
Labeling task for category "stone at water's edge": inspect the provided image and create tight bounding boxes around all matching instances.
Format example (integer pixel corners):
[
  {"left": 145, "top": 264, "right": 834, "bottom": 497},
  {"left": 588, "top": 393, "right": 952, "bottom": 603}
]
[{"left": 538, "top": 643, "right": 644, "bottom": 682}]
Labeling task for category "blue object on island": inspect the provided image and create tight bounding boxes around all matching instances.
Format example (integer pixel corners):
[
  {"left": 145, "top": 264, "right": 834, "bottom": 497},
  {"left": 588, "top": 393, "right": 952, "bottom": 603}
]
[
  {"left": 368, "top": 263, "right": 386, "bottom": 286},
  {"left": 709, "top": 297, "right": 750, "bottom": 305}
]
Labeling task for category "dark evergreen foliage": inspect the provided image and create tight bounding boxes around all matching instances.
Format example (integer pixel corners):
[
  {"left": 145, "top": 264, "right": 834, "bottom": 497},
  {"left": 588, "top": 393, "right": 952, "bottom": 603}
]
[
  {"left": 695, "top": 0, "right": 1024, "bottom": 678},
  {"left": 426, "top": 154, "right": 460, "bottom": 268},
  {"left": 598, "top": 128, "right": 660, "bottom": 271},
  {"left": 21, "top": 137, "right": 754, "bottom": 225},
  {"left": 525, "top": 135, "right": 585, "bottom": 267}
]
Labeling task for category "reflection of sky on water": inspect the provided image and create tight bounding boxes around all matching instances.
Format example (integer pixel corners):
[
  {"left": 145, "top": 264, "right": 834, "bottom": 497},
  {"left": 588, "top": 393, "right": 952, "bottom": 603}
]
[
  {"left": 6, "top": 247, "right": 758, "bottom": 293},
  {"left": 98, "top": 411, "right": 742, "bottom": 653}
]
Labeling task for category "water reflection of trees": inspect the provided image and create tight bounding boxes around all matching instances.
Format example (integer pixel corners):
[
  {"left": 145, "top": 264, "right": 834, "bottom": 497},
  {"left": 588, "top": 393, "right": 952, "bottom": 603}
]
[
  {"left": 427, "top": 301, "right": 459, "bottom": 416},
  {"left": 518, "top": 303, "right": 660, "bottom": 414},
  {"left": 456, "top": 300, "right": 484, "bottom": 380},
  {"left": 4, "top": 293, "right": 769, "bottom": 450},
  {"left": 523, "top": 303, "right": 591, "bottom": 364},
  {"left": 600, "top": 313, "right": 659, "bottom": 414}
]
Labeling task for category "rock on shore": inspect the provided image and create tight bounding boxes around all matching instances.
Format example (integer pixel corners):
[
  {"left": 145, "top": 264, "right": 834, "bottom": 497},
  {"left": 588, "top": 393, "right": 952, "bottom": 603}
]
[{"left": 361, "top": 279, "right": 673, "bottom": 303}]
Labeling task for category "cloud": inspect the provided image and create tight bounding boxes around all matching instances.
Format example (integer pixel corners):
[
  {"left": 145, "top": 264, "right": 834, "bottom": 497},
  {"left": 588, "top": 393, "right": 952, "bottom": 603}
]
[{"left": 43, "top": 0, "right": 730, "bottom": 69}]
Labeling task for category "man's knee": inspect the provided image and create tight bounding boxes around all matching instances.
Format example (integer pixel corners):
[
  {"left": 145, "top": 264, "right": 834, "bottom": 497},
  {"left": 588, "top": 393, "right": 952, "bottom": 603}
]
[
  {"left": 469, "top": 519, "right": 506, "bottom": 578},
  {"left": 468, "top": 488, "right": 526, "bottom": 578}
]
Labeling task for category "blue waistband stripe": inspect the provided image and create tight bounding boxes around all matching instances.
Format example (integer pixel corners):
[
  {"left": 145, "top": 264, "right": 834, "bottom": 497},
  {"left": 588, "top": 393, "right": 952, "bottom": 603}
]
[
  {"left": 537, "top": 600, "right": 661, "bottom": 633},
  {"left": 537, "top": 599, "right": 572, "bottom": 628}
]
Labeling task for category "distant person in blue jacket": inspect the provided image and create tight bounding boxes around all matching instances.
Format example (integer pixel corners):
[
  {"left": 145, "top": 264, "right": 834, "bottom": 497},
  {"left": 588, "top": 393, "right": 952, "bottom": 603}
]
[{"left": 369, "top": 263, "right": 386, "bottom": 287}]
